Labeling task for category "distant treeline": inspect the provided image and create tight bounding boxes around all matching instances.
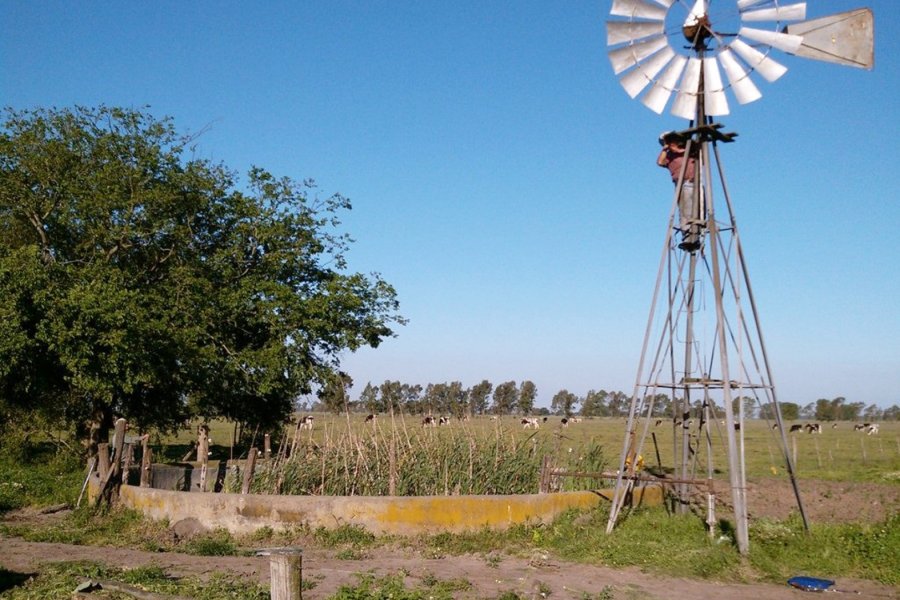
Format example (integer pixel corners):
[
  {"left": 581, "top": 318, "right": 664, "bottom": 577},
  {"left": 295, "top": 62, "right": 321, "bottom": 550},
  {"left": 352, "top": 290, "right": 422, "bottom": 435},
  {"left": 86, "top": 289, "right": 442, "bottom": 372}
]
[{"left": 311, "top": 379, "right": 900, "bottom": 422}]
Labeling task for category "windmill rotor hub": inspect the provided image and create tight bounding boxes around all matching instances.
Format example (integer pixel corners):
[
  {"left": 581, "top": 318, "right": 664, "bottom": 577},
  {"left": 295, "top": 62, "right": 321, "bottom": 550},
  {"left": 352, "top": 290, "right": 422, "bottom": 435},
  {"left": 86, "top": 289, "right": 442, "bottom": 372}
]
[{"left": 683, "top": 14, "right": 713, "bottom": 49}]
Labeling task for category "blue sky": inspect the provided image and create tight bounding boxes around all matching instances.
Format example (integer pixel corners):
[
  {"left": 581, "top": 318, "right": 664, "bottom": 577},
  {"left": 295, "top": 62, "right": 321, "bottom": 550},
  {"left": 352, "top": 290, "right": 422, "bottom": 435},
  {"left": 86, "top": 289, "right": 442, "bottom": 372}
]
[{"left": 3, "top": 1, "right": 898, "bottom": 409}]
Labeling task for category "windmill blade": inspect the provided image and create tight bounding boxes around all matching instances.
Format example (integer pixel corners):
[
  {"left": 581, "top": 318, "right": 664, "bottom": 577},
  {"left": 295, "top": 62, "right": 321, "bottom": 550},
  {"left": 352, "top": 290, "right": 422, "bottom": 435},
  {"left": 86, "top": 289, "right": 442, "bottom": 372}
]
[
  {"left": 784, "top": 8, "right": 874, "bottom": 69},
  {"left": 741, "top": 3, "right": 806, "bottom": 23},
  {"left": 718, "top": 49, "right": 762, "bottom": 104},
  {"left": 642, "top": 55, "right": 687, "bottom": 113},
  {"left": 736, "top": 0, "right": 767, "bottom": 8},
  {"left": 703, "top": 58, "right": 730, "bottom": 116},
  {"left": 671, "top": 58, "right": 702, "bottom": 119},
  {"left": 608, "top": 35, "right": 669, "bottom": 74},
  {"left": 731, "top": 38, "right": 788, "bottom": 81},
  {"left": 607, "top": 21, "right": 665, "bottom": 46},
  {"left": 739, "top": 27, "right": 803, "bottom": 53},
  {"left": 610, "top": 0, "right": 667, "bottom": 20},
  {"left": 619, "top": 46, "right": 675, "bottom": 98}
]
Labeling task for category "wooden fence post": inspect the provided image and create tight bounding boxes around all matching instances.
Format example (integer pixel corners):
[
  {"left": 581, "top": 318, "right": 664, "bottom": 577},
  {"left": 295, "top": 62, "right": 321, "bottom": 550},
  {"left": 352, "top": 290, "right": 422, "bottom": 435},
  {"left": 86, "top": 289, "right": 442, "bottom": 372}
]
[
  {"left": 264, "top": 433, "right": 272, "bottom": 460},
  {"left": 140, "top": 435, "right": 153, "bottom": 488},
  {"left": 121, "top": 443, "right": 133, "bottom": 486},
  {"left": 94, "top": 419, "right": 127, "bottom": 507},
  {"left": 241, "top": 448, "right": 258, "bottom": 495},
  {"left": 198, "top": 424, "right": 210, "bottom": 492},
  {"left": 97, "top": 444, "right": 110, "bottom": 482},
  {"left": 258, "top": 548, "right": 303, "bottom": 600}
]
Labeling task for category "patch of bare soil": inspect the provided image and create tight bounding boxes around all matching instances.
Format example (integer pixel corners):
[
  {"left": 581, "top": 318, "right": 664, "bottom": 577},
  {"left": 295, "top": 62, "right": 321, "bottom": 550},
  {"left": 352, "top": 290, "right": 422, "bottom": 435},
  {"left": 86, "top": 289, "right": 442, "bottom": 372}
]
[
  {"left": 1, "top": 480, "right": 898, "bottom": 600},
  {"left": 743, "top": 478, "right": 899, "bottom": 524}
]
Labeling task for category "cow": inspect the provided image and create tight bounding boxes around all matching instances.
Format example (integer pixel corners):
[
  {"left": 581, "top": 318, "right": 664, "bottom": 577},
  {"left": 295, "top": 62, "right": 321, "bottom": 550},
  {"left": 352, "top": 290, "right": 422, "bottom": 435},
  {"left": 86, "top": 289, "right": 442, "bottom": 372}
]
[
  {"left": 853, "top": 423, "right": 866, "bottom": 431},
  {"left": 865, "top": 423, "right": 880, "bottom": 435},
  {"left": 489, "top": 416, "right": 499, "bottom": 421},
  {"left": 364, "top": 414, "right": 377, "bottom": 423},
  {"left": 521, "top": 417, "right": 540, "bottom": 429},
  {"left": 789, "top": 424, "right": 803, "bottom": 433},
  {"left": 561, "top": 418, "right": 569, "bottom": 428},
  {"left": 771, "top": 423, "right": 779, "bottom": 430},
  {"left": 438, "top": 416, "right": 450, "bottom": 426},
  {"left": 655, "top": 419, "right": 663, "bottom": 427},
  {"left": 805, "top": 423, "right": 822, "bottom": 434},
  {"left": 422, "top": 416, "right": 437, "bottom": 428},
  {"left": 571, "top": 417, "right": 583, "bottom": 423},
  {"left": 831, "top": 423, "right": 839, "bottom": 429},
  {"left": 299, "top": 415, "right": 314, "bottom": 431}
]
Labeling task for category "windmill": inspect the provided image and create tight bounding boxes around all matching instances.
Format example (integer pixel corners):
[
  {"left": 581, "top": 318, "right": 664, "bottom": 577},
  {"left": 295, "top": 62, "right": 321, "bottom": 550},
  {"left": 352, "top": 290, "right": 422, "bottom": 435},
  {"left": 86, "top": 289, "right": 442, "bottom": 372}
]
[{"left": 603, "top": 0, "right": 873, "bottom": 555}]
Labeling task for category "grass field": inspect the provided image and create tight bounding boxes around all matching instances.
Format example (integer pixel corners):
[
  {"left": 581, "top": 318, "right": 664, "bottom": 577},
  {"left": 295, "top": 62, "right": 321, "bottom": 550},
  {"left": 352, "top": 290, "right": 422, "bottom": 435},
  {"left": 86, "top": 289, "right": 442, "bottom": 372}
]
[
  {"left": 165, "top": 414, "right": 900, "bottom": 487},
  {"left": 1, "top": 416, "right": 898, "bottom": 597}
]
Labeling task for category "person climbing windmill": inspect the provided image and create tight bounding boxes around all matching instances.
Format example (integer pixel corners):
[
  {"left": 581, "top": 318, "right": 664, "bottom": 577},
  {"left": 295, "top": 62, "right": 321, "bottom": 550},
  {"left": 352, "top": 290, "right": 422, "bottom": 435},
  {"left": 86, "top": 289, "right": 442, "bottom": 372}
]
[{"left": 657, "top": 131, "right": 702, "bottom": 252}]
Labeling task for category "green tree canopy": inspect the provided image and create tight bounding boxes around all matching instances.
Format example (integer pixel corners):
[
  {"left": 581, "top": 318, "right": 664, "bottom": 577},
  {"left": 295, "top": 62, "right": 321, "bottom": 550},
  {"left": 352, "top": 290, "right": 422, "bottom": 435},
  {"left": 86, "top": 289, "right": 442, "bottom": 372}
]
[{"left": 0, "top": 105, "right": 403, "bottom": 443}]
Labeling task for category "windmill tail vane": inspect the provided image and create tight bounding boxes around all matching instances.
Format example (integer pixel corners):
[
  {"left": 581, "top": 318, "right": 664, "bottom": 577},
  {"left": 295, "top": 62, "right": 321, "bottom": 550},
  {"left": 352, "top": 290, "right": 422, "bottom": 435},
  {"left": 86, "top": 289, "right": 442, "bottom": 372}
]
[{"left": 607, "top": 1, "right": 874, "bottom": 118}]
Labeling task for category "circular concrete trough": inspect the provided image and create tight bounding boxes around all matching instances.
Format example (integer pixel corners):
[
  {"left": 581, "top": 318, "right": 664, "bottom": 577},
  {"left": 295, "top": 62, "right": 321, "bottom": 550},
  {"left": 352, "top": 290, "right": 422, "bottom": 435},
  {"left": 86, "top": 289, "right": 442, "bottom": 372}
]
[{"left": 109, "top": 481, "right": 663, "bottom": 536}]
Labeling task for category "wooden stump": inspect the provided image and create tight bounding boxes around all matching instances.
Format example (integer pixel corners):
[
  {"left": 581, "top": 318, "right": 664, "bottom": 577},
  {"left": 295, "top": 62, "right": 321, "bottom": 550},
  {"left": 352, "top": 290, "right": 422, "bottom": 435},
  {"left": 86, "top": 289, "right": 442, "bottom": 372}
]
[
  {"left": 257, "top": 547, "right": 303, "bottom": 600},
  {"left": 241, "top": 448, "right": 258, "bottom": 495}
]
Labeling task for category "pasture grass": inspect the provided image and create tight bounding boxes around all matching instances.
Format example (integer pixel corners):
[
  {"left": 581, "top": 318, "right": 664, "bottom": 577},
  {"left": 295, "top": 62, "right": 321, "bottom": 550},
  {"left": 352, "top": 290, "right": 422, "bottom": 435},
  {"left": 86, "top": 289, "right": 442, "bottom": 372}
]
[
  {"left": 0, "top": 561, "right": 273, "bottom": 599},
  {"left": 329, "top": 572, "right": 473, "bottom": 600},
  {"left": 163, "top": 414, "right": 900, "bottom": 487},
  {"left": 1, "top": 415, "right": 898, "bottom": 593},
  {"left": 0, "top": 441, "right": 83, "bottom": 513}
]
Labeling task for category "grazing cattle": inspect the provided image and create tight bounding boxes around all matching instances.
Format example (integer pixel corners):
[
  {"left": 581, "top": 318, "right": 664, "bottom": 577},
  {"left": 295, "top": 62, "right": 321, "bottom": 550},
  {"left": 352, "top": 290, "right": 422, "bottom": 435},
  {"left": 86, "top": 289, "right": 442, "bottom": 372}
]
[
  {"left": 789, "top": 424, "right": 803, "bottom": 433},
  {"left": 865, "top": 423, "right": 880, "bottom": 435},
  {"left": 853, "top": 423, "right": 866, "bottom": 431},
  {"left": 561, "top": 418, "right": 569, "bottom": 428},
  {"left": 422, "top": 416, "right": 436, "bottom": 428},
  {"left": 489, "top": 415, "right": 499, "bottom": 421},
  {"left": 771, "top": 423, "right": 780, "bottom": 430},
  {"left": 542, "top": 416, "right": 549, "bottom": 422},
  {"left": 655, "top": 419, "right": 663, "bottom": 427},
  {"left": 571, "top": 417, "right": 583, "bottom": 423},
  {"left": 364, "top": 414, "right": 376, "bottom": 423},
  {"left": 805, "top": 423, "right": 822, "bottom": 434},
  {"left": 299, "top": 415, "right": 314, "bottom": 431},
  {"left": 831, "top": 423, "right": 838, "bottom": 429},
  {"left": 438, "top": 416, "right": 450, "bottom": 426},
  {"left": 521, "top": 417, "right": 540, "bottom": 429}
]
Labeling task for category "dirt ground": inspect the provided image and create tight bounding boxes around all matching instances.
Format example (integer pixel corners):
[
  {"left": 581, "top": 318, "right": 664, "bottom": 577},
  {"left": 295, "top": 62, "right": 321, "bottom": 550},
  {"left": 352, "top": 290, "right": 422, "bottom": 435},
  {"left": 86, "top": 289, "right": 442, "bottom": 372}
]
[{"left": 1, "top": 479, "right": 898, "bottom": 600}]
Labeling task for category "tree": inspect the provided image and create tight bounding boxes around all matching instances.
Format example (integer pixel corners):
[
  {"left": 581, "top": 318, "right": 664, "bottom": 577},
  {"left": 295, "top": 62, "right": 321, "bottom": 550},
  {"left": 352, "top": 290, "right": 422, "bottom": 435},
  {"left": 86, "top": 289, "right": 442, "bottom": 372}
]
[
  {"left": 581, "top": 389, "right": 607, "bottom": 417},
  {"left": 0, "top": 106, "right": 404, "bottom": 446},
  {"left": 551, "top": 389, "right": 579, "bottom": 417},
  {"left": 400, "top": 383, "right": 422, "bottom": 414},
  {"left": 779, "top": 401, "right": 800, "bottom": 421},
  {"left": 863, "top": 403, "right": 882, "bottom": 421},
  {"left": 491, "top": 381, "right": 518, "bottom": 415},
  {"left": 378, "top": 380, "right": 402, "bottom": 414},
  {"left": 517, "top": 380, "right": 537, "bottom": 415},
  {"left": 606, "top": 391, "right": 629, "bottom": 417},
  {"left": 318, "top": 372, "right": 353, "bottom": 414},
  {"left": 359, "top": 382, "right": 381, "bottom": 414},
  {"left": 469, "top": 380, "right": 492, "bottom": 415}
]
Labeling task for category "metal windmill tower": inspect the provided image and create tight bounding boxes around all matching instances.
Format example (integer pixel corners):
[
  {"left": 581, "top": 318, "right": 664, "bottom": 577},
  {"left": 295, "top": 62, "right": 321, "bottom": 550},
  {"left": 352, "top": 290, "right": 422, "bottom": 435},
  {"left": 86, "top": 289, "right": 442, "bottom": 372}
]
[{"left": 602, "top": 0, "right": 874, "bottom": 554}]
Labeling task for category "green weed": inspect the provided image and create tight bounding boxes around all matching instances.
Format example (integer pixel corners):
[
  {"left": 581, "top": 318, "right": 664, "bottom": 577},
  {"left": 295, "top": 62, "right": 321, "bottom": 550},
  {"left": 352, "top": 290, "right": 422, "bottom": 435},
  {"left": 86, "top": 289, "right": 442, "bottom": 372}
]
[{"left": 0, "top": 561, "right": 270, "bottom": 599}]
